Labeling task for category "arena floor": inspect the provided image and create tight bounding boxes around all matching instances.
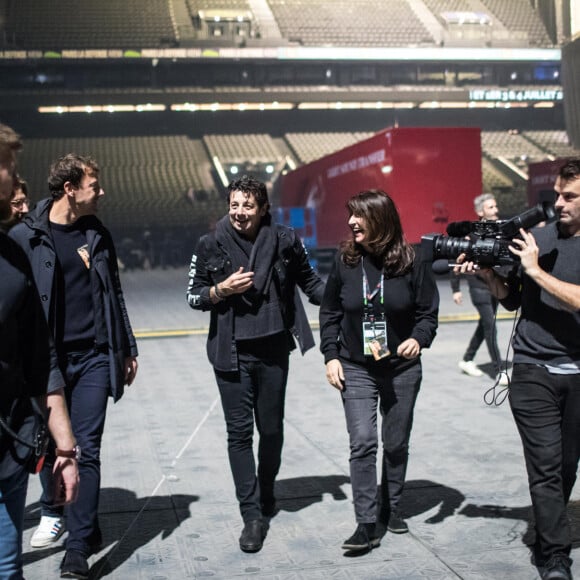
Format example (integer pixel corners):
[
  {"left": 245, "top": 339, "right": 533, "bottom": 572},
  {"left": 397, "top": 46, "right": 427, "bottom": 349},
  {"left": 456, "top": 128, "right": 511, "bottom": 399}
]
[{"left": 22, "top": 267, "right": 580, "bottom": 580}]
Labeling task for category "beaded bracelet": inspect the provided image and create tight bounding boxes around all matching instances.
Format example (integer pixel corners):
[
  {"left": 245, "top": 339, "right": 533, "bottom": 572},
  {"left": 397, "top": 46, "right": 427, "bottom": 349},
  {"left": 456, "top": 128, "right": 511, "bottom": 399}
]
[{"left": 214, "top": 283, "right": 225, "bottom": 300}]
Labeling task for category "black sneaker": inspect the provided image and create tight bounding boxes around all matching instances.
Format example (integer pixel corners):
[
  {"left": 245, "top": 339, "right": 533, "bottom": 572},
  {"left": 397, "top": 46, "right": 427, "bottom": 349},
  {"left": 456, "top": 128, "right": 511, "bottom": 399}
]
[
  {"left": 387, "top": 510, "right": 409, "bottom": 534},
  {"left": 541, "top": 554, "right": 572, "bottom": 580},
  {"left": 341, "top": 523, "right": 380, "bottom": 551},
  {"left": 60, "top": 550, "right": 89, "bottom": 579}
]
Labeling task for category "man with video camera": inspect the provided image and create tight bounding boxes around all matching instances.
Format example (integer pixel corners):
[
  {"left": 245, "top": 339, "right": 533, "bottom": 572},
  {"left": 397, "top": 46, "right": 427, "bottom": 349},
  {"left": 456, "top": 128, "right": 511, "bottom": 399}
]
[{"left": 455, "top": 159, "right": 580, "bottom": 580}]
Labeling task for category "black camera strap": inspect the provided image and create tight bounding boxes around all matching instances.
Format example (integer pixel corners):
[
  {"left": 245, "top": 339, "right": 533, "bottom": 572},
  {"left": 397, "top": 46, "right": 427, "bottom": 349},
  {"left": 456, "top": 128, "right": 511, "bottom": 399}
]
[{"left": 0, "top": 398, "right": 48, "bottom": 456}]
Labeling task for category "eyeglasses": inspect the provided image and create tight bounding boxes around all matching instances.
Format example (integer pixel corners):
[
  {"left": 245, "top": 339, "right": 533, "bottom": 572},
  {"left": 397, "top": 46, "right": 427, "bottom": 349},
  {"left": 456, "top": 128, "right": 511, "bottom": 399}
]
[{"left": 10, "top": 197, "right": 29, "bottom": 208}]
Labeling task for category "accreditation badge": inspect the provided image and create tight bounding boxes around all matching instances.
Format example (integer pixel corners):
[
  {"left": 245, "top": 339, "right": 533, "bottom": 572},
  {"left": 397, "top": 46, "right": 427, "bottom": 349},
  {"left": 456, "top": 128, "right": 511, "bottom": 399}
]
[{"left": 362, "top": 317, "right": 390, "bottom": 360}]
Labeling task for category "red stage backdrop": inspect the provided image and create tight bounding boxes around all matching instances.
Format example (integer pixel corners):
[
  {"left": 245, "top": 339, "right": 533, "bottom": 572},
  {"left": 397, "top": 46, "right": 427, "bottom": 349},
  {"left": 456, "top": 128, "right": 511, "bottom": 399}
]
[{"left": 280, "top": 127, "right": 482, "bottom": 247}]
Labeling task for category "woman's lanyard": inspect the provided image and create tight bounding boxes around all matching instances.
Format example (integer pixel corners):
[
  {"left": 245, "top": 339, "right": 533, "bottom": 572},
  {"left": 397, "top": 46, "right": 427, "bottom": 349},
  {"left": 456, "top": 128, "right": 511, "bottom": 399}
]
[{"left": 362, "top": 257, "right": 384, "bottom": 320}]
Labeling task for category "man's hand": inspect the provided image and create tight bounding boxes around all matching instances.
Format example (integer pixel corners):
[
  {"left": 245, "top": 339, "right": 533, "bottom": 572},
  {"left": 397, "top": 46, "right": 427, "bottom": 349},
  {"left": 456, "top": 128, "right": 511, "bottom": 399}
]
[
  {"left": 325, "top": 359, "right": 345, "bottom": 391},
  {"left": 452, "top": 291, "right": 463, "bottom": 305},
  {"left": 52, "top": 456, "right": 79, "bottom": 506},
  {"left": 509, "top": 229, "right": 540, "bottom": 277},
  {"left": 453, "top": 254, "right": 507, "bottom": 298},
  {"left": 453, "top": 254, "right": 495, "bottom": 282},
  {"left": 125, "top": 356, "right": 138, "bottom": 386},
  {"left": 219, "top": 267, "right": 254, "bottom": 296}
]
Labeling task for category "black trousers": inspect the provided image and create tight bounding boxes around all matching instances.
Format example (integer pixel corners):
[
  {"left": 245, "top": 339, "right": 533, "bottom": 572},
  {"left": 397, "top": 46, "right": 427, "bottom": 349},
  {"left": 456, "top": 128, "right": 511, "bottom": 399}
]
[
  {"left": 40, "top": 348, "right": 109, "bottom": 556},
  {"left": 463, "top": 287, "right": 501, "bottom": 374},
  {"left": 215, "top": 355, "right": 289, "bottom": 523},
  {"left": 509, "top": 363, "right": 580, "bottom": 561}
]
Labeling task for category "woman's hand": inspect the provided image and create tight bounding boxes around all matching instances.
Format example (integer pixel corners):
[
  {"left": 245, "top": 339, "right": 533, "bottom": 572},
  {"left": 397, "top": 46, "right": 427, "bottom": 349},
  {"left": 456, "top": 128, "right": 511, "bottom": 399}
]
[
  {"left": 325, "top": 359, "right": 345, "bottom": 391},
  {"left": 397, "top": 338, "right": 420, "bottom": 359}
]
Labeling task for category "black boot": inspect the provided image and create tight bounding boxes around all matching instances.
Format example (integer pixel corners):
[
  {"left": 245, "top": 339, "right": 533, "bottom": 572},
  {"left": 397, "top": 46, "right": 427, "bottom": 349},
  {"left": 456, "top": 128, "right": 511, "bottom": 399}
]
[
  {"left": 239, "top": 519, "right": 264, "bottom": 553},
  {"left": 341, "top": 523, "right": 380, "bottom": 551}
]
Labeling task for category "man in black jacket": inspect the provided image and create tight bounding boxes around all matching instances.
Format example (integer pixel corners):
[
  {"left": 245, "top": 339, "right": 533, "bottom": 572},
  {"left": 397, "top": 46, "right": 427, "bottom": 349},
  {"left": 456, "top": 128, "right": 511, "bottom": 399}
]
[
  {"left": 187, "top": 175, "right": 324, "bottom": 553},
  {"left": 10, "top": 153, "right": 138, "bottom": 579},
  {"left": 1, "top": 124, "right": 79, "bottom": 579}
]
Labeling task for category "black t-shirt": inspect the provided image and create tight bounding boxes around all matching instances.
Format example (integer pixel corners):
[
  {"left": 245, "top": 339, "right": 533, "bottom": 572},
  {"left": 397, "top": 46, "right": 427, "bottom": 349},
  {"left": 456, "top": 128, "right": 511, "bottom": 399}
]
[{"left": 51, "top": 218, "right": 96, "bottom": 348}]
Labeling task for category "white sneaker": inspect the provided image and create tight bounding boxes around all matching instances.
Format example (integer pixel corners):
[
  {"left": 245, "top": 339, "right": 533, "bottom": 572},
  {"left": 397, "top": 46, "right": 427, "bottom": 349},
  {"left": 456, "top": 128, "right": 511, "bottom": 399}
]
[
  {"left": 458, "top": 360, "right": 483, "bottom": 377},
  {"left": 497, "top": 372, "right": 510, "bottom": 387},
  {"left": 30, "top": 515, "right": 65, "bottom": 548}
]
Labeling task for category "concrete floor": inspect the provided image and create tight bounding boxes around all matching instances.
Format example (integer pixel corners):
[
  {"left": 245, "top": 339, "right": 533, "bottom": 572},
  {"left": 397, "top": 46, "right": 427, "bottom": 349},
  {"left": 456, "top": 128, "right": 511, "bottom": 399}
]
[{"left": 22, "top": 267, "right": 580, "bottom": 579}]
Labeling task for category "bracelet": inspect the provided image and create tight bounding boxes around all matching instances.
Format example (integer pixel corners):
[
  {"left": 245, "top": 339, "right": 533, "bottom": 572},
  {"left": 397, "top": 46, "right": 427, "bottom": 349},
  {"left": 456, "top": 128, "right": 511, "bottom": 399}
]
[{"left": 214, "top": 283, "right": 225, "bottom": 300}]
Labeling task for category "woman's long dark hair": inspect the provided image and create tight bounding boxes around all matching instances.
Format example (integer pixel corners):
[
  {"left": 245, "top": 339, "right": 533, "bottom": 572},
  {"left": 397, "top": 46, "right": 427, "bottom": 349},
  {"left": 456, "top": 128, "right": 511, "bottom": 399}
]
[{"left": 340, "top": 189, "right": 415, "bottom": 276}]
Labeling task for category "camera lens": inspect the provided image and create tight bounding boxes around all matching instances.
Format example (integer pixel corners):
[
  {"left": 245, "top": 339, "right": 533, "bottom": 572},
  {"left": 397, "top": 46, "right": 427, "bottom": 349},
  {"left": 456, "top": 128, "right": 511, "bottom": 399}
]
[{"left": 433, "top": 236, "right": 471, "bottom": 260}]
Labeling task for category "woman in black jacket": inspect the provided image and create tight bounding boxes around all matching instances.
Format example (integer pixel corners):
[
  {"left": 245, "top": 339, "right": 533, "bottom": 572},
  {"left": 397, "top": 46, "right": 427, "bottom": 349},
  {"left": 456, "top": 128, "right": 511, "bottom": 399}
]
[
  {"left": 319, "top": 190, "right": 439, "bottom": 551},
  {"left": 187, "top": 175, "right": 324, "bottom": 553}
]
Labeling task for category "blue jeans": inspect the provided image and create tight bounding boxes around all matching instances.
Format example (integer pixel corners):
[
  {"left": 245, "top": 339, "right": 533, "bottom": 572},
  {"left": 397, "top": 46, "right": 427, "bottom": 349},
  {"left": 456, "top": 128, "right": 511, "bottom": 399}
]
[
  {"left": 464, "top": 287, "right": 501, "bottom": 374},
  {"left": 40, "top": 348, "right": 110, "bottom": 556},
  {"left": 215, "top": 355, "right": 289, "bottom": 523},
  {"left": 0, "top": 466, "right": 28, "bottom": 580},
  {"left": 341, "top": 359, "right": 422, "bottom": 523},
  {"left": 509, "top": 363, "right": 580, "bottom": 561}
]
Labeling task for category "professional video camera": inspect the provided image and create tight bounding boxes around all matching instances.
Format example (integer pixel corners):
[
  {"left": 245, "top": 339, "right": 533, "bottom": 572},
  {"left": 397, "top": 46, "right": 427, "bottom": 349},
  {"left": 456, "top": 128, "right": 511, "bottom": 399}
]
[{"left": 422, "top": 201, "right": 556, "bottom": 268}]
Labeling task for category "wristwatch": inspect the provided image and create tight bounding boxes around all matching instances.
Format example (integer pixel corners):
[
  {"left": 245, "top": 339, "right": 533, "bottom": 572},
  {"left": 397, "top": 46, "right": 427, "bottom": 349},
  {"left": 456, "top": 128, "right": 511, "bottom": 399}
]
[{"left": 55, "top": 445, "right": 81, "bottom": 460}]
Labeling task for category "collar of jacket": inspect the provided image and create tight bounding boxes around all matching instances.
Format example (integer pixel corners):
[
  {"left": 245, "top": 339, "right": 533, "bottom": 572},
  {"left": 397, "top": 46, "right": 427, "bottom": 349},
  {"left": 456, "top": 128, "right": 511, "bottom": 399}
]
[
  {"left": 24, "top": 198, "right": 104, "bottom": 249},
  {"left": 23, "top": 198, "right": 53, "bottom": 237}
]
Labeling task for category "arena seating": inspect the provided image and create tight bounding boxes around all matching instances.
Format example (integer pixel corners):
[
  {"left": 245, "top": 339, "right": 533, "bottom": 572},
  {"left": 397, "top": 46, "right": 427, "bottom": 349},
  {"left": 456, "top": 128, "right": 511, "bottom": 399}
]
[
  {"left": 285, "top": 132, "right": 373, "bottom": 164},
  {"left": 266, "top": 0, "right": 434, "bottom": 47},
  {"left": 0, "top": 0, "right": 553, "bottom": 49},
  {"left": 203, "top": 133, "right": 282, "bottom": 165},
  {"left": 17, "top": 135, "right": 217, "bottom": 232},
  {"left": 522, "top": 130, "right": 580, "bottom": 159},
  {"left": 478, "top": 0, "right": 551, "bottom": 46},
  {"left": 481, "top": 130, "right": 547, "bottom": 167},
  {"left": 0, "top": 0, "right": 177, "bottom": 49}
]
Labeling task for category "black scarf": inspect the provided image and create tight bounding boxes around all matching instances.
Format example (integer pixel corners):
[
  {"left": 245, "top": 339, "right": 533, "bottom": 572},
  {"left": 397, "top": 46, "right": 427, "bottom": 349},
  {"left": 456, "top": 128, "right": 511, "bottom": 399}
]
[
  {"left": 215, "top": 214, "right": 285, "bottom": 341},
  {"left": 216, "top": 214, "right": 278, "bottom": 303}
]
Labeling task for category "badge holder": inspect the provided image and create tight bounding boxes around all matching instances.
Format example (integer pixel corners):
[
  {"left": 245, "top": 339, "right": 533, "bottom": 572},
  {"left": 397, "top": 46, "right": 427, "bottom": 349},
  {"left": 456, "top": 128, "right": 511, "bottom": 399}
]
[{"left": 363, "top": 316, "right": 391, "bottom": 361}]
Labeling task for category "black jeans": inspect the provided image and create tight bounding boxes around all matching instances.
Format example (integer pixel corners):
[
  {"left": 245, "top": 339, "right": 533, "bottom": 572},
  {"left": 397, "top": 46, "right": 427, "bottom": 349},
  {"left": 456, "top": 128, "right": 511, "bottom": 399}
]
[
  {"left": 464, "top": 287, "right": 501, "bottom": 373},
  {"left": 40, "top": 348, "right": 110, "bottom": 556},
  {"left": 509, "top": 363, "right": 580, "bottom": 561},
  {"left": 215, "top": 355, "right": 289, "bottom": 523},
  {"left": 341, "top": 359, "right": 422, "bottom": 523}
]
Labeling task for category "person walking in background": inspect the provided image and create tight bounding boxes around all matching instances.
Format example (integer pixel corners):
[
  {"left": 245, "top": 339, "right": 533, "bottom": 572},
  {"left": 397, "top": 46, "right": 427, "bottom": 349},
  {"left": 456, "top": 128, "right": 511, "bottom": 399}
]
[
  {"left": 10, "top": 153, "right": 138, "bottom": 579},
  {"left": 1, "top": 123, "right": 79, "bottom": 579},
  {"left": 320, "top": 190, "right": 439, "bottom": 552},
  {"left": 187, "top": 175, "right": 324, "bottom": 553},
  {"left": 453, "top": 193, "right": 509, "bottom": 386},
  {"left": 455, "top": 159, "right": 580, "bottom": 580}
]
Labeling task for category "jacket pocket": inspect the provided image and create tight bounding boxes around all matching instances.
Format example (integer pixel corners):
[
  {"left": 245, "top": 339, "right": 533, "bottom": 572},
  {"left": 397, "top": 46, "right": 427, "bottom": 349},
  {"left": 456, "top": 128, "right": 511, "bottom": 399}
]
[{"left": 205, "top": 255, "right": 226, "bottom": 278}]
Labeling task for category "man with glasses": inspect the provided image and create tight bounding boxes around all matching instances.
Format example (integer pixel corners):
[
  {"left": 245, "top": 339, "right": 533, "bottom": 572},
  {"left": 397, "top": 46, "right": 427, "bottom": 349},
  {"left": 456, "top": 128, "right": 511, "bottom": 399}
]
[{"left": 1, "top": 176, "right": 30, "bottom": 231}]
